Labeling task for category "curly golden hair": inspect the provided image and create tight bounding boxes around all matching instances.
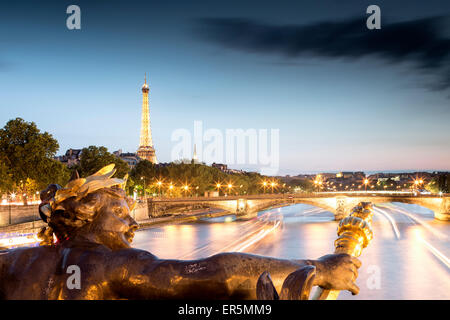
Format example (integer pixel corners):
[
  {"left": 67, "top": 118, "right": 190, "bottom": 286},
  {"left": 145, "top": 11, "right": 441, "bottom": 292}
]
[
  {"left": 38, "top": 187, "right": 134, "bottom": 245},
  {"left": 37, "top": 164, "right": 134, "bottom": 245}
]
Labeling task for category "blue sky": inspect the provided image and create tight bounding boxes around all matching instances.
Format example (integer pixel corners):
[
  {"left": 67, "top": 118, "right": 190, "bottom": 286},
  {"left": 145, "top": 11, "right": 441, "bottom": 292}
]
[{"left": 0, "top": 0, "right": 449, "bottom": 175}]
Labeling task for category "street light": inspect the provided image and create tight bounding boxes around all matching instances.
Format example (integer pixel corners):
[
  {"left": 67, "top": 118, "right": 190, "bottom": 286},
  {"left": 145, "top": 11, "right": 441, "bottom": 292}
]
[
  {"left": 314, "top": 180, "right": 322, "bottom": 192},
  {"left": 156, "top": 181, "right": 162, "bottom": 196},
  {"left": 270, "top": 182, "right": 277, "bottom": 193},
  {"left": 262, "top": 181, "right": 267, "bottom": 194},
  {"left": 364, "top": 178, "right": 369, "bottom": 192},
  {"left": 216, "top": 183, "right": 221, "bottom": 196},
  {"left": 414, "top": 179, "right": 422, "bottom": 193}
]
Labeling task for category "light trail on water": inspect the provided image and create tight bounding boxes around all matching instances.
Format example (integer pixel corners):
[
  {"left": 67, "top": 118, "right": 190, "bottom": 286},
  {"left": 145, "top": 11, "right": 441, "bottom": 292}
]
[
  {"left": 388, "top": 204, "right": 447, "bottom": 240},
  {"left": 176, "top": 209, "right": 283, "bottom": 259},
  {"left": 414, "top": 229, "right": 450, "bottom": 269},
  {"left": 373, "top": 207, "right": 401, "bottom": 239}
]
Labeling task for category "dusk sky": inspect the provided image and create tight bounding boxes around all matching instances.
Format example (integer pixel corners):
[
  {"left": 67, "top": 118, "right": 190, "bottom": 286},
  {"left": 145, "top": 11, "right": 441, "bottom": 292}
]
[{"left": 1, "top": 0, "right": 449, "bottom": 175}]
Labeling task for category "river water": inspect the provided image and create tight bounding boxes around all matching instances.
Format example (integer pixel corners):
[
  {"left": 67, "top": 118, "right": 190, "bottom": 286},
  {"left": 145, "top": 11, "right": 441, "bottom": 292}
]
[{"left": 133, "top": 202, "right": 450, "bottom": 300}]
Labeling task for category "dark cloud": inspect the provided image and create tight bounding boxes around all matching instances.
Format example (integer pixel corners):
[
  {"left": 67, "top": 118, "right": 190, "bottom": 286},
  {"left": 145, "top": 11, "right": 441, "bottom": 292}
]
[{"left": 196, "top": 16, "right": 450, "bottom": 91}]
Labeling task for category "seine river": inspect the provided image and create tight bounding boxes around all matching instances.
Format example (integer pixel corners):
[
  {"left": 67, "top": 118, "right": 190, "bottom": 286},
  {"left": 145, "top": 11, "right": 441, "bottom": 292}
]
[{"left": 133, "top": 203, "right": 450, "bottom": 300}]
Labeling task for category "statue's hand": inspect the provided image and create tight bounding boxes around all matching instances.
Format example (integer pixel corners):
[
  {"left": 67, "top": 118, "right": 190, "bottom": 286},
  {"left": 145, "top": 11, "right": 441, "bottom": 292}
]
[{"left": 312, "top": 253, "right": 361, "bottom": 295}]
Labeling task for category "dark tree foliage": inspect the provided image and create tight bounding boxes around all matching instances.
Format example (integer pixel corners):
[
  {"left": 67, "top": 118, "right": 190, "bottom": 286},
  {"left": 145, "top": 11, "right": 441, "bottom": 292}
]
[
  {"left": 0, "top": 118, "right": 70, "bottom": 202},
  {"left": 73, "top": 146, "right": 129, "bottom": 179},
  {"left": 438, "top": 174, "right": 450, "bottom": 193}
]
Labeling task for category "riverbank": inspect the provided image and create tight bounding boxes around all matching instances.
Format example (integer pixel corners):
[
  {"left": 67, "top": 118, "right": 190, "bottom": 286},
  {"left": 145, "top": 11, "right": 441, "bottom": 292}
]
[
  {"left": 137, "top": 208, "right": 230, "bottom": 230},
  {"left": 0, "top": 208, "right": 231, "bottom": 236}
]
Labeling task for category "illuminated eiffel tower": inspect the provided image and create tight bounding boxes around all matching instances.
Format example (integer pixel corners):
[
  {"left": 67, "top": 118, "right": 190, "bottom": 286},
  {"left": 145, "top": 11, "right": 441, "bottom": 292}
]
[{"left": 137, "top": 74, "right": 157, "bottom": 163}]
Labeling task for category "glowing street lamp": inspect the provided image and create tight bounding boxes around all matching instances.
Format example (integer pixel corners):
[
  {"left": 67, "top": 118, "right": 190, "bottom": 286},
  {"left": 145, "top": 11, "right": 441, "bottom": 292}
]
[
  {"left": 183, "top": 185, "right": 189, "bottom": 197},
  {"left": 413, "top": 179, "right": 423, "bottom": 192},
  {"left": 262, "top": 181, "right": 268, "bottom": 194},
  {"left": 270, "top": 182, "right": 277, "bottom": 193},
  {"left": 364, "top": 178, "right": 369, "bottom": 192},
  {"left": 227, "top": 183, "right": 233, "bottom": 195},
  {"left": 215, "top": 183, "right": 221, "bottom": 196},
  {"left": 156, "top": 181, "right": 162, "bottom": 196}
]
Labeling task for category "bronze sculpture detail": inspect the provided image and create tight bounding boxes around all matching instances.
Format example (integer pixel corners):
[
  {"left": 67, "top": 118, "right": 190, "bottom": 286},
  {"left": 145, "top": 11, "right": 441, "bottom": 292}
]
[{"left": 0, "top": 164, "right": 363, "bottom": 300}]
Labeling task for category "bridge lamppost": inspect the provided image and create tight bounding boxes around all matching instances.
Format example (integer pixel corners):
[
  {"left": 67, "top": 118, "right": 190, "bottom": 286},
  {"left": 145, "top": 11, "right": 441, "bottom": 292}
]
[
  {"left": 364, "top": 179, "right": 369, "bottom": 192},
  {"left": 168, "top": 184, "right": 174, "bottom": 197},
  {"left": 262, "top": 181, "right": 267, "bottom": 194}
]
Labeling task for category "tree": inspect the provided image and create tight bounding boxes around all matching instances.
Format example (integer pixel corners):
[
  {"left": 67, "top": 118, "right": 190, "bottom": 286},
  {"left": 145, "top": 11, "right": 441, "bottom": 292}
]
[
  {"left": 0, "top": 118, "right": 70, "bottom": 203},
  {"left": 0, "top": 160, "right": 13, "bottom": 194},
  {"left": 438, "top": 174, "right": 450, "bottom": 193},
  {"left": 425, "top": 179, "right": 439, "bottom": 194},
  {"left": 129, "top": 161, "right": 283, "bottom": 198},
  {"left": 76, "top": 146, "right": 129, "bottom": 178},
  {"left": 284, "top": 177, "right": 314, "bottom": 193}
]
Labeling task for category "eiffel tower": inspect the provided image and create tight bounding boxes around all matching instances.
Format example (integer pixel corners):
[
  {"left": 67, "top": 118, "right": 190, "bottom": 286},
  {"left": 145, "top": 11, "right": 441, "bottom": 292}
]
[{"left": 137, "top": 74, "right": 157, "bottom": 163}]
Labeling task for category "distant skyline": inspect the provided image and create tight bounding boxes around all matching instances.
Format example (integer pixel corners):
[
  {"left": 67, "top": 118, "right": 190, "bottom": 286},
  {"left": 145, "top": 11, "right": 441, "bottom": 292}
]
[{"left": 1, "top": 0, "right": 449, "bottom": 175}]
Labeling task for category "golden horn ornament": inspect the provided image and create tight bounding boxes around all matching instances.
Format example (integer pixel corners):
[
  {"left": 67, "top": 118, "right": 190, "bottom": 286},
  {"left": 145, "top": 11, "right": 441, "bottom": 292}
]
[{"left": 312, "top": 201, "right": 374, "bottom": 300}]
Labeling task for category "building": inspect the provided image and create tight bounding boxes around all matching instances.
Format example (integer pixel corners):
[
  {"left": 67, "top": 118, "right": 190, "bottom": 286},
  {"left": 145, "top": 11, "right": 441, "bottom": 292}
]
[
  {"left": 113, "top": 150, "right": 140, "bottom": 169},
  {"left": 204, "top": 191, "right": 219, "bottom": 197},
  {"left": 136, "top": 74, "right": 157, "bottom": 163},
  {"left": 212, "top": 163, "right": 228, "bottom": 171},
  {"left": 55, "top": 148, "right": 82, "bottom": 167}
]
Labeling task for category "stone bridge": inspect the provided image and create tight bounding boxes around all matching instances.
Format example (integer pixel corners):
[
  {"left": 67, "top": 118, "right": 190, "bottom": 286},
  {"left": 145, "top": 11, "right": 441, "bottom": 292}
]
[{"left": 142, "top": 193, "right": 450, "bottom": 221}]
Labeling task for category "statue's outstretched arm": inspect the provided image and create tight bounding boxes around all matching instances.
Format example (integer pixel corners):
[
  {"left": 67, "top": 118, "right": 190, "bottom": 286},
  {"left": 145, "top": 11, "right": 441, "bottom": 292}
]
[{"left": 109, "top": 249, "right": 360, "bottom": 299}]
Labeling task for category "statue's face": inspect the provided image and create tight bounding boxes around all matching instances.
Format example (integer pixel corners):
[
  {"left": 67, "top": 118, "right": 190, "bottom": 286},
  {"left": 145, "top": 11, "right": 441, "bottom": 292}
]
[{"left": 87, "top": 193, "right": 138, "bottom": 250}]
